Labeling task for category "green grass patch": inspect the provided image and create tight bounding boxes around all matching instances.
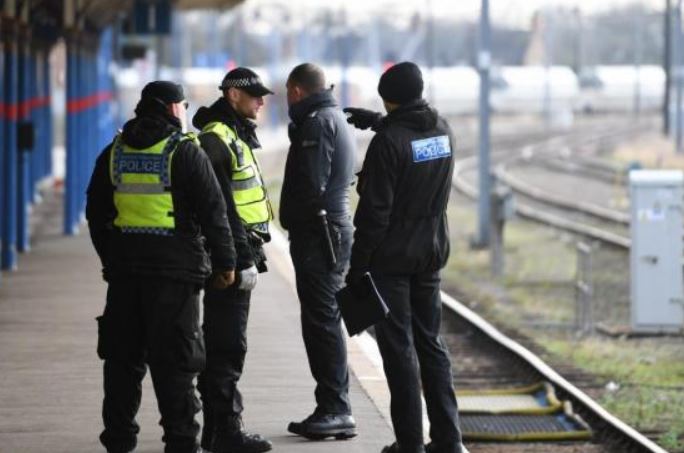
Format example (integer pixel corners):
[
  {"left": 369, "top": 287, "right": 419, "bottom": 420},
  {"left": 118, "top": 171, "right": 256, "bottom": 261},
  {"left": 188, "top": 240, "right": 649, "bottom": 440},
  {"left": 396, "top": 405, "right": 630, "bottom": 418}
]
[{"left": 445, "top": 193, "right": 684, "bottom": 451}]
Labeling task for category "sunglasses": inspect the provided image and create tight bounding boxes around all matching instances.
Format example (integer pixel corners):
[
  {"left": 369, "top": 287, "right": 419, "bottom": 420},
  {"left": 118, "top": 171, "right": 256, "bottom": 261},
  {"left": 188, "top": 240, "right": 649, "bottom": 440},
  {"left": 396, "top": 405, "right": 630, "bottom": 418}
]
[{"left": 183, "top": 101, "right": 189, "bottom": 109}]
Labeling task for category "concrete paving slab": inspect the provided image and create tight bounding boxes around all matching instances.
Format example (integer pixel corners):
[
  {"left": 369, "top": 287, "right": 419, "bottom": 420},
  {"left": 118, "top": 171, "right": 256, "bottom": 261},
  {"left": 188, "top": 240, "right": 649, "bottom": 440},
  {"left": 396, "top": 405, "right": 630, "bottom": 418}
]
[{"left": 0, "top": 194, "right": 394, "bottom": 452}]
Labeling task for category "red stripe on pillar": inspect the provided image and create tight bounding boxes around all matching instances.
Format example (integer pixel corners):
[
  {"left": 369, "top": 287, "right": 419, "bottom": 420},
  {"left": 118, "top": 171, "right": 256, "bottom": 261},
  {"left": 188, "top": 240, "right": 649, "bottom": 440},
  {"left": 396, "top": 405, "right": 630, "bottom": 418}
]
[
  {"left": 0, "top": 97, "right": 52, "bottom": 121},
  {"left": 67, "top": 91, "right": 113, "bottom": 114},
  {"left": 4, "top": 103, "right": 19, "bottom": 121}
]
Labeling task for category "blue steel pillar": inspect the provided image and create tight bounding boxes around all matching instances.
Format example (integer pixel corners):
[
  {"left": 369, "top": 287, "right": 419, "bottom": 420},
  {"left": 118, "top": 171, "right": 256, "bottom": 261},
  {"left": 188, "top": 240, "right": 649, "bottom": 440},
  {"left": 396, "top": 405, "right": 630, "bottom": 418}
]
[
  {"left": 2, "top": 19, "right": 19, "bottom": 269},
  {"left": 84, "top": 47, "right": 95, "bottom": 218},
  {"left": 0, "top": 16, "right": 6, "bottom": 281},
  {"left": 64, "top": 33, "right": 80, "bottom": 235},
  {"left": 30, "top": 47, "right": 42, "bottom": 202},
  {"left": 100, "top": 28, "right": 115, "bottom": 143},
  {"left": 17, "top": 25, "right": 32, "bottom": 253},
  {"left": 42, "top": 50, "right": 52, "bottom": 179},
  {"left": 79, "top": 47, "right": 87, "bottom": 222}
]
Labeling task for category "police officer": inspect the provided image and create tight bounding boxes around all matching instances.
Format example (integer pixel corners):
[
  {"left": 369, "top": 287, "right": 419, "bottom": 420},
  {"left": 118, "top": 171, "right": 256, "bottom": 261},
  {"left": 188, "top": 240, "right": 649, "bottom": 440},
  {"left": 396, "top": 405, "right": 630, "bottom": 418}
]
[
  {"left": 192, "top": 67, "right": 273, "bottom": 453},
  {"left": 86, "top": 81, "right": 236, "bottom": 453},
  {"left": 344, "top": 62, "right": 463, "bottom": 453},
  {"left": 280, "top": 63, "right": 357, "bottom": 439}
]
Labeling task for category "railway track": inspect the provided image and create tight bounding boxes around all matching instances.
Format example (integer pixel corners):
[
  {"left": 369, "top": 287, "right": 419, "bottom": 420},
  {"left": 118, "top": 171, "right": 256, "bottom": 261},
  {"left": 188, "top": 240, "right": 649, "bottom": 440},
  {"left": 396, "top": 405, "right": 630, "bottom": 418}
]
[
  {"left": 439, "top": 291, "right": 668, "bottom": 453},
  {"left": 451, "top": 121, "right": 652, "bottom": 249}
]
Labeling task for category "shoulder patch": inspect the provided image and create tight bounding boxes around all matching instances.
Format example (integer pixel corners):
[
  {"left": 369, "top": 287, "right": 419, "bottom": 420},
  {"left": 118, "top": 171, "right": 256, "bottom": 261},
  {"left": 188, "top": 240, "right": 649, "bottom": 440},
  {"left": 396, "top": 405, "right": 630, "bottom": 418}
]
[
  {"left": 301, "top": 140, "right": 319, "bottom": 148},
  {"left": 411, "top": 135, "right": 451, "bottom": 163}
]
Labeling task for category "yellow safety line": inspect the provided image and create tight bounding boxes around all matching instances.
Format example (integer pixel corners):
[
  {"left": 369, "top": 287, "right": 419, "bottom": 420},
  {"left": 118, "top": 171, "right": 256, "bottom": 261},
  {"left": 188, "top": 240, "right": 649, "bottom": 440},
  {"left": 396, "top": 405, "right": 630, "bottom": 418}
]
[{"left": 457, "top": 382, "right": 563, "bottom": 415}]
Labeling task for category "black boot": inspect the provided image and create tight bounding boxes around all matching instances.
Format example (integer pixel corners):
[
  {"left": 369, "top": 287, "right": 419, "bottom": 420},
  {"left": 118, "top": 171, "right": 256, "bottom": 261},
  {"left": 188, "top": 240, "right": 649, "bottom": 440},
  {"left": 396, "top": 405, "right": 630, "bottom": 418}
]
[
  {"left": 287, "top": 411, "right": 357, "bottom": 440},
  {"left": 212, "top": 415, "right": 272, "bottom": 453},
  {"left": 382, "top": 442, "right": 426, "bottom": 453},
  {"left": 425, "top": 441, "right": 464, "bottom": 453}
]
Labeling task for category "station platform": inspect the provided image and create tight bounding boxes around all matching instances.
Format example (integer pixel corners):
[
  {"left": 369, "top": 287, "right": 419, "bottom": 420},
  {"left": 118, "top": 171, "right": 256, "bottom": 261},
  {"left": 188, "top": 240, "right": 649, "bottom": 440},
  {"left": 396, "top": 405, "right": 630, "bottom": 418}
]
[{"left": 0, "top": 191, "right": 395, "bottom": 452}]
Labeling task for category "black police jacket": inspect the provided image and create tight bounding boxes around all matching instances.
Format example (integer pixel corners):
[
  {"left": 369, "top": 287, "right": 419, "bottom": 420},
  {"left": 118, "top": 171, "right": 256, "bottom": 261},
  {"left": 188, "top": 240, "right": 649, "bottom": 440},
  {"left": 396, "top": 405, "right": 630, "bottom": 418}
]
[
  {"left": 280, "top": 89, "right": 356, "bottom": 231},
  {"left": 350, "top": 99, "right": 455, "bottom": 275},
  {"left": 192, "top": 97, "right": 265, "bottom": 272},
  {"left": 86, "top": 113, "right": 236, "bottom": 284}
]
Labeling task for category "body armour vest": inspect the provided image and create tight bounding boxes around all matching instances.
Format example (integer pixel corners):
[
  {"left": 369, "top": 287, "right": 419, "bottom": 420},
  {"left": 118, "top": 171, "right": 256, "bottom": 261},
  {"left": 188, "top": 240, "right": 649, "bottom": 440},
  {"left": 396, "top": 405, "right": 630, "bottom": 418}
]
[
  {"left": 109, "top": 131, "right": 196, "bottom": 235},
  {"left": 200, "top": 121, "right": 272, "bottom": 234}
]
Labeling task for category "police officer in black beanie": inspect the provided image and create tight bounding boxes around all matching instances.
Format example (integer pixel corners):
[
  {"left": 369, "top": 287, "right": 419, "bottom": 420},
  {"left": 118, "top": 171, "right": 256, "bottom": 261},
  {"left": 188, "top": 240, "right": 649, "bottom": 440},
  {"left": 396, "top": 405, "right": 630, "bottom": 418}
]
[
  {"left": 344, "top": 62, "right": 464, "bottom": 453},
  {"left": 87, "top": 80, "right": 236, "bottom": 453}
]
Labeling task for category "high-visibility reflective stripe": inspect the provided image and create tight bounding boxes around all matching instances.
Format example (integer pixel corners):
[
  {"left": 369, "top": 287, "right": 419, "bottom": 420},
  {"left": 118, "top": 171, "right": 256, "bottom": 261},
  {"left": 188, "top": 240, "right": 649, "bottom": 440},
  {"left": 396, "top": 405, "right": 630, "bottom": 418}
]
[
  {"left": 232, "top": 177, "right": 261, "bottom": 191},
  {"left": 200, "top": 122, "right": 272, "bottom": 228}
]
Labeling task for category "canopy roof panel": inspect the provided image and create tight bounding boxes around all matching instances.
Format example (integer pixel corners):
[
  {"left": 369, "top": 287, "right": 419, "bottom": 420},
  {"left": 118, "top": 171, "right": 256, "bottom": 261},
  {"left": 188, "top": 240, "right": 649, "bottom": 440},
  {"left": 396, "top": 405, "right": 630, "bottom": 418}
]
[{"left": 26, "top": 0, "right": 245, "bottom": 33}]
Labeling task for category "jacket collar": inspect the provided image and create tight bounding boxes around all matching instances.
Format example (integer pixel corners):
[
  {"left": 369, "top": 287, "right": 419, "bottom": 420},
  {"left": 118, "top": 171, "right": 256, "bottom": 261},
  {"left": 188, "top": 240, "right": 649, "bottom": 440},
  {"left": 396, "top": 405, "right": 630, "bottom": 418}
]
[
  {"left": 193, "top": 97, "right": 260, "bottom": 147},
  {"left": 121, "top": 114, "right": 181, "bottom": 149},
  {"left": 288, "top": 88, "right": 337, "bottom": 125},
  {"left": 379, "top": 99, "right": 438, "bottom": 132}
]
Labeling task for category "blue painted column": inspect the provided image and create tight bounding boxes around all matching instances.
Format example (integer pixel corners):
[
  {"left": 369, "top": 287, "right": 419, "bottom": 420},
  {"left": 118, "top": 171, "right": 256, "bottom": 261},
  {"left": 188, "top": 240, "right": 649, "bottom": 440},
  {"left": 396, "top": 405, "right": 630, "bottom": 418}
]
[
  {"left": 98, "top": 28, "right": 114, "bottom": 149},
  {"left": 102, "top": 28, "right": 116, "bottom": 142},
  {"left": 30, "top": 48, "right": 42, "bottom": 200},
  {"left": 64, "top": 34, "right": 80, "bottom": 235},
  {"left": 17, "top": 26, "right": 32, "bottom": 253},
  {"left": 2, "top": 21, "right": 19, "bottom": 270},
  {"left": 42, "top": 50, "right": 52, "bottom": 179},
  {"left": 78, "top": 49, "right": 87, "bottom": 220},
  {"left": 0, "top": 19, "right": 6, "bottom": 282},
  {"left": 82, "top": 48, "right": 93, "bottom": 221}
]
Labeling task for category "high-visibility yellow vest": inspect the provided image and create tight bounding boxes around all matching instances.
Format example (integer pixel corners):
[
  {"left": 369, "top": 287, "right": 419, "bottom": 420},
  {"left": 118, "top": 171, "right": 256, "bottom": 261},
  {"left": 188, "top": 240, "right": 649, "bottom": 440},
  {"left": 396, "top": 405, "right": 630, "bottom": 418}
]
[
  {"left": 109, "top": 132, "right": 196, "bottom": 235},
  {"left": 200, "top": 121, "right": 272, "bottom": 232}
]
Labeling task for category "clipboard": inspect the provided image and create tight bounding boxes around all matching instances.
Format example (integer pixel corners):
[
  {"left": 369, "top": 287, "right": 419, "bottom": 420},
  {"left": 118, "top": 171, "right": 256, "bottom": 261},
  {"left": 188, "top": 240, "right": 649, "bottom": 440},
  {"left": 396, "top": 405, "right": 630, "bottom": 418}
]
[{"left": 336, "top": 272, "right": 390, "bottom": 336}]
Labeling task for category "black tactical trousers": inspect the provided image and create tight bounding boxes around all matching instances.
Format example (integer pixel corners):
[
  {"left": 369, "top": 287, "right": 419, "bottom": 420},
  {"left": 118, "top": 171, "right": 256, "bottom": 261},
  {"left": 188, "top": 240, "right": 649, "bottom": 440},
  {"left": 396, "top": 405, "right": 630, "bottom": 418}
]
[
  {"left": 289, "top": 224, "right": 353, "bottom": 415},
  {"left": 197, "top": 284, "right": 251, "bottom": 435},
  {"left": 97, "top": 275, "right": 205, "bottom": 453},
  {"left": 373, "top": 271, "right": 462, "bottom": 453}
]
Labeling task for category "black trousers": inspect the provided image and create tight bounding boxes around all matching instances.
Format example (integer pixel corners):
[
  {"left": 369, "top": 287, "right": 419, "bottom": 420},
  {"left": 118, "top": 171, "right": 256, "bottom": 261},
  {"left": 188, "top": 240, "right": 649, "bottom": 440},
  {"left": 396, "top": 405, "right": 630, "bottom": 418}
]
[
  {"left": 97, "top": 275, "right": 205, "bottom": 453},
  {"left": 197, "top": 284, "right": 251, "bottom": 434},
  {"left": 373, "top": 271, "right": 462, "bottom": 453},
  {"left": 289, "top": 224, "right": 352, "bottom": 415}
]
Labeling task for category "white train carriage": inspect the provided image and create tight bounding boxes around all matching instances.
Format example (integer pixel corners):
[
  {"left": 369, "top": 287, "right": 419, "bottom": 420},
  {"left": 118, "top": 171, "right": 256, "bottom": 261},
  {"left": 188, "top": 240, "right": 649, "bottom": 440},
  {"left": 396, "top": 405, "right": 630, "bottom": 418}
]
[
  {"left": 577, "top": 65, "right": 665, "bottom": 113},
  {"left": 489, "top": 66, "right": 580, "bottom": 115}
]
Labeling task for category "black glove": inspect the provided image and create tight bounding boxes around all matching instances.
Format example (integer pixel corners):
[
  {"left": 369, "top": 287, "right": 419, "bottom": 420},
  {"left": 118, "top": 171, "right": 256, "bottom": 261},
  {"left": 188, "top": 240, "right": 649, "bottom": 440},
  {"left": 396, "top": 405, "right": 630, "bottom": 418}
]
[{"left": 343, "top": 107, "right": 383, "bottom": 131}]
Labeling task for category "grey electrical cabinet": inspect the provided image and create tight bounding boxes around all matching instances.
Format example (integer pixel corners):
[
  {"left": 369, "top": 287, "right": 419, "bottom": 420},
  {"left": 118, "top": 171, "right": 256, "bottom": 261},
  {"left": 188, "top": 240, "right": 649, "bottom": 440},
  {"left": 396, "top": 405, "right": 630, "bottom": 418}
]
[{"left": 630, "top": 170, "right": 684, "bottom": 333}]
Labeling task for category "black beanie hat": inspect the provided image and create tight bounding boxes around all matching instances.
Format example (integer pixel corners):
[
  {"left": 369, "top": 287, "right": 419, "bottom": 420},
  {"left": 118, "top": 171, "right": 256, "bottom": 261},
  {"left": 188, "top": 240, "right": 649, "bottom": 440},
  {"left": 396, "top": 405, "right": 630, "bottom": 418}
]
[
  {"left": 140, "top": 81, "right": 185, "bottom": 105},
  {"left": 378, "top": 62, "right": 423, "bottom": 104}
]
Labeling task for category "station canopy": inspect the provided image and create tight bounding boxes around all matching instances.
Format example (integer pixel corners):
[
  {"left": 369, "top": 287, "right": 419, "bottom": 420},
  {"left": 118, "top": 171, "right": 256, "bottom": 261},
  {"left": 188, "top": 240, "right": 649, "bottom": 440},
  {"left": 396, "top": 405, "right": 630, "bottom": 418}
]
[{"left": 32, "top": 0, "right": 245, "bottom": 32}]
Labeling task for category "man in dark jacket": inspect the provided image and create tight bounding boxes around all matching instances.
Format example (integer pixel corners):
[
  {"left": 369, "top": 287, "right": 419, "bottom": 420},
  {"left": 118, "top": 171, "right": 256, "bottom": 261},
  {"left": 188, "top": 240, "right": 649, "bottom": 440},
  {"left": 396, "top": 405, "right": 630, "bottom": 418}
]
[
  {"left": 86, "top": 81, "right": 236, "bottom": 453},
  {"left": 191, "top": 67, "right": 273, "bottom": 453},
  {"left": 280, "top": 63, "right": 357, "bottom": 440},
  {"left": 344, "top": 62, "right": 463, "bottom": 453}
]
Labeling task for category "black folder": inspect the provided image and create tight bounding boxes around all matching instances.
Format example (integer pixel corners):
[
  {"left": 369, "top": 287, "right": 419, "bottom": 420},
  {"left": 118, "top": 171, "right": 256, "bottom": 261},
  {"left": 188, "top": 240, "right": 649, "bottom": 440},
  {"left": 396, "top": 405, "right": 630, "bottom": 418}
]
[{"left": 336, "top": 273, "right": 390, "bottom": 336}]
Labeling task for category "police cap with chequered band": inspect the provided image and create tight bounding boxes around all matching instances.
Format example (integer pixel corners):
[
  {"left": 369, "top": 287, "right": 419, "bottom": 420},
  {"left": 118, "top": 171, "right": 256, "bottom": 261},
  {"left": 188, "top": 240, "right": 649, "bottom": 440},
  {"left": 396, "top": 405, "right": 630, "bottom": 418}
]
[{"left": 219, "top": 67, "right": 274, "bottom": 97}]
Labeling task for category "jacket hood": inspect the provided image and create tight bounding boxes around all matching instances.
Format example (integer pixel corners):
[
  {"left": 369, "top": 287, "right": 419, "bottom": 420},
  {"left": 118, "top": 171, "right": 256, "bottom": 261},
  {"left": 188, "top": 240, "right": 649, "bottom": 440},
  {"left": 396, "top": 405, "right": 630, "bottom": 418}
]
[
  {"left": 288, "top": 88, "right": 337, "bottom": 125},
  {"left": 192, "top": 97, "right": 258, "bottom": 142},
  {"left": 380, "top": 99, "right": 438, "bottom": 132},
  {"left": 121, "top": 114, "right": 181, "bottom": 149}
]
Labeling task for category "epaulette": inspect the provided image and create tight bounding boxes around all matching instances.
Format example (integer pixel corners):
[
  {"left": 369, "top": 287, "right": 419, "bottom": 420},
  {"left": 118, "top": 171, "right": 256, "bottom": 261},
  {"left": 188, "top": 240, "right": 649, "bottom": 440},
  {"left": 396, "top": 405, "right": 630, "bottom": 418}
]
[{"left": 182, "top": 131, "right": 201, "bottom": 146}]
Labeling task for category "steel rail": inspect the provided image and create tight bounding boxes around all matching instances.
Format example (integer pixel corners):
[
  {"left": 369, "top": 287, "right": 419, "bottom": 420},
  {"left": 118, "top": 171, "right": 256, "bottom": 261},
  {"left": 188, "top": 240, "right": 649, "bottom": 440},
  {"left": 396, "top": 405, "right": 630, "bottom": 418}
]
[
  {"left": 452, "top": 127, "right": 637, "bottom": 249},
  {"left": 494, "top": 163, "right": 631, "bottom": 225},
  {"left": 440, "top": 291, "right": 668, "bottom": 453}
]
